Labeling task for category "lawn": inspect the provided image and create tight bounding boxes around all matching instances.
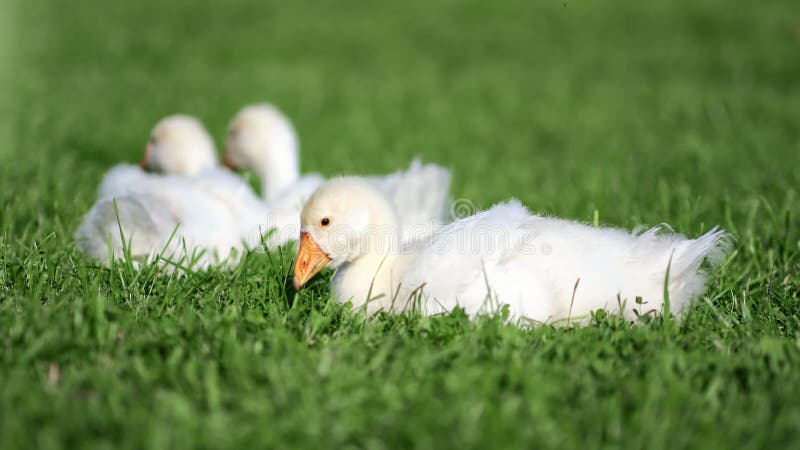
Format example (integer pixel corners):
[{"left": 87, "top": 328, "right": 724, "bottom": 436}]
[{"left": 1, "top": 0, "right": 799, "bottom": 448}]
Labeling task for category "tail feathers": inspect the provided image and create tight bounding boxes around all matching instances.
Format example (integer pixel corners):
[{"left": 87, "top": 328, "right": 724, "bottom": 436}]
[
  {"left": 622, "top": 226, "right": 730, "bottom": 316},
  {"left": 669, "top": 227, "right": 731, "bottom": 283},
  {"left": 389, "top": 160, "right": 452, "bottom": 235}
]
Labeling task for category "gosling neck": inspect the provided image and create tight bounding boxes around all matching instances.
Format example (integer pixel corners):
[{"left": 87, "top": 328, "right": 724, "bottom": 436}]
[
  {"left": 260, "top": 161, "right": 299, "bottom": 201},
  {"left": 333, "top": 244, "right": 402, "bottom": 315},
  {"left": 333, "top": 202, "right": 405, "bottom": 312}
]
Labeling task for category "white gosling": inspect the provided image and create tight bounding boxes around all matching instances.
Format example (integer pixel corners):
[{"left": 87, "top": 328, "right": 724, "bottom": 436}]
[
  {"left": 225, "top": 103, "right": 452, "bottom": 241},
  {"left": 292, "top": 178, "right": 730, "bottom": 324}
]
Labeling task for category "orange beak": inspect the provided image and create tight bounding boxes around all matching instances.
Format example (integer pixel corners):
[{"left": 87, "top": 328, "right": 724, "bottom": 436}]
[
  {"left": 222, "top": 156, "right": 235, "bottom": 170},
  {"left": 293, "top": 232, "right": 331, "bottom": 290},
  {"left": 139, "top": 147, "right": 150, "bottom": 169}
]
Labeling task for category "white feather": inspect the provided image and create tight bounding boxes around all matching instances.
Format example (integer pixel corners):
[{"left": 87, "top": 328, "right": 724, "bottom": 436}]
[{"left": 366, "top": 159, "right": 452, "bottom": 242}]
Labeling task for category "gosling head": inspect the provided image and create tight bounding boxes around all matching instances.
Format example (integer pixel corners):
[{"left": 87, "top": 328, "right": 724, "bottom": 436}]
[
  {"left": 141, "top": 115, "right": 217, "bottom": 176},
  {"left": 224, "top": 104, "right": 300, "bottom": 199},
  {"left": 292, "top": 178, "right": 400, "bottom": 290}
]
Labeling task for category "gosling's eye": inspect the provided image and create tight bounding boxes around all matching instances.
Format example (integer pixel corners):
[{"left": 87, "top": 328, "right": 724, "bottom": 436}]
[
  {"left": 320, "top": 217, "right": 330, "bottom": 227},
  {"left": 148, "top": 136, "right": 156, "bottom": 144}
]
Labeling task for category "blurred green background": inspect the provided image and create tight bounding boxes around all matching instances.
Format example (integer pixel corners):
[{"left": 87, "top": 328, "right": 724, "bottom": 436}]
[
  {"left": 7, "top": 0, "right": 799, "bottom": 222},
  {"left": 1, "top": 0, "right": 799, "bottom": 448}
]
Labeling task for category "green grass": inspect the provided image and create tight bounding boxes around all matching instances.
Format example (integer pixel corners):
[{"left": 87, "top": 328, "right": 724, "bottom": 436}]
[{"left": 2, "top": 0, "right": 800, "bottom": 448}]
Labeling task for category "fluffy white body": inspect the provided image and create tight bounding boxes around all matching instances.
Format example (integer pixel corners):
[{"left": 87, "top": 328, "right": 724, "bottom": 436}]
[
  {"left": 225, "top": 103, "right": 452, "bottom": 240},
  {"left": 74, "top": 190, "right": 244, "bottom": 269},
  {"left": 294, "top": 178, "right": 729, "bottom": 324},
  {"left": 98, "top": 164, "right": 266, "bottom": 236},
  {"left": 75, "top": 182, "right": 319, "bottom": 269}
]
